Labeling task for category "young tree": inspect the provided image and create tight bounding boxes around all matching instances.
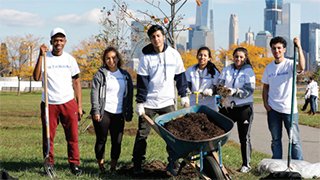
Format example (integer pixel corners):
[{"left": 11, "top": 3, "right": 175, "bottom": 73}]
[
  {"left": 218, "top": 43, "right": 274, "bottom": 87},
  {"left": 4, "top": 34, "right": 43, "bottom": 95}
]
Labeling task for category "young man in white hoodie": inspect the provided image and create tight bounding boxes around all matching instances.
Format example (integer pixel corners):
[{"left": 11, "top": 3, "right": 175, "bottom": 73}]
[{"left": 132, "top": 25, "right": 189, "bottom": 174}]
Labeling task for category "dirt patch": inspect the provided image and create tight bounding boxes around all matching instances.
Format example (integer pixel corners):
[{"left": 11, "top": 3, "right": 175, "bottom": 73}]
[
  {"left": 163, "top": 112, "right": 226, "bottom": 140},
  {"left": 117, "top": 160, "right": 197, "bottom": 179}
]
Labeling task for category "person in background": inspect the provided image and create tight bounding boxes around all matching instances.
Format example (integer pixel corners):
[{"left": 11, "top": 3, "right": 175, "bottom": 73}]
[
  {"left": 132, "top": 25, "right": 189, "bottom": 174},
  {"left": 90, "top": 47, "right": 133, "bottom": 175},
  {"left": 185, "top": 46, "right": 220, "bottom": 110},
  {"left": 33, "top": 27, "right": 83, "bottom": 176},
  {"left": 305, "top": 77, "right": 318, "bottom": 115},
  {"left": 218, "top": 47, "right": 255, "bottom": 173},
  {"left": 262, "top": 36, "right": 305, "bottom": 161},
  {"left": 300, "top": 79, "right": 311, "bottom": 112}
]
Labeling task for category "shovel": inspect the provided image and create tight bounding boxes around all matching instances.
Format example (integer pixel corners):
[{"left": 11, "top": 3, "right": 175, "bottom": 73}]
[{"left": 43, "top": 52, "right": 58, "bottom": 179}]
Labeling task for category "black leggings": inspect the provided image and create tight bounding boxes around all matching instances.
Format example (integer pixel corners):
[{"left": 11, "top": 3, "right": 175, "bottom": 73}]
[{"left": 93, "top": 111, "right": 124, "bottom": 160}]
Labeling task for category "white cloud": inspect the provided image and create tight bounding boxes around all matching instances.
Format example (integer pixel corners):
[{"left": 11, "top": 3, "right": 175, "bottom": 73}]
[
  {"left": 0, "top": 9, "right": 44, "bottom": 27},
  {"left": 52, "top": 8, "right": 103, "bottom": 25},
  {"left": 182, "top": 16, "right": 195, "bottom": 27}
]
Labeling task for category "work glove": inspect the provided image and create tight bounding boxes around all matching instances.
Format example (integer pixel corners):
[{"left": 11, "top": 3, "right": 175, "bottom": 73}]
[
  {"left": 135, "top": 103, "right": 145, "bottom": 116},
  {"left": 186, "top": 88, "right": 192, "bottom": 95},
  {"left": 202, "top": 89, "right": 213, "bottom": 97},
  {"left": 180, "top": 96, "right": 190, "bottom": 107},
  {"left": 228, "top": 88, "right": 236, "bottom": 96}
]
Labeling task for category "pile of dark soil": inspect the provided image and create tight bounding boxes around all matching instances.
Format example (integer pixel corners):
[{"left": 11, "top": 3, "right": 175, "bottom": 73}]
[{"left": 163, "top": 112, "right": 226, "bottom": 140}]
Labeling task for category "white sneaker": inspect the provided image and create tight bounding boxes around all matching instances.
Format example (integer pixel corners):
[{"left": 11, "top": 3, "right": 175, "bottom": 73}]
[{"left": 239, "top": 165, "right": 251, "bottom": 173}]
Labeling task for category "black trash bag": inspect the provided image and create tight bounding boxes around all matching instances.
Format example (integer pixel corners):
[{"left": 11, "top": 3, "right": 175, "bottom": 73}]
[
  {"left": 0, "top": 170, "right": 18, "bottom": 180},
  {"left": 260, "top": 171, "right": 302, "bottom": 180}
]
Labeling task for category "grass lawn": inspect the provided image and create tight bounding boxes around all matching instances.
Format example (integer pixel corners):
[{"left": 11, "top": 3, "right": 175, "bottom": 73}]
[{"left": 0, "top": 89, "right": 317, "bottom": 179}]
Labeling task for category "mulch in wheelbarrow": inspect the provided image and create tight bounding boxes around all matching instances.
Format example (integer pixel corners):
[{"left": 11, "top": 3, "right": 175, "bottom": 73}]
[{"left": 163, "top": 112, "right": 226, "bottom": 140}]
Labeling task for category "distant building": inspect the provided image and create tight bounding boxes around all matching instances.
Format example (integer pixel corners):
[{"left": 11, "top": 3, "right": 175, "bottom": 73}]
[
  {"left": 189, "top": 0, "right": 215, "bottom": 50},
  {"left": 174, "top": 23, "right": 187, "bottom": 51},
  {"left": 191, "top": 26, "right": 215, "bottom": 50},
  {"left": 229, "top": 14, "right": 239, "bottom": 46},
  {"left": 245, "top": 27, "right": 255, "bottom": 45},
  {"left": 255, "top": 30, "right": 273, "bottom": 58},
  {"left": 301, "top": 23, "right": 320, "bottom": 72},
  {"left": 264, "top": 0, "right": 283, "bottom": 37},
  {"left": 276, "top": 3, "right": 301, "bottom": 58},
  {"left": 311, "top": 29, "right": 320, "bottom": 69},
  {"left": 127, "top": 58, "right": 139, "bottom": 71},
  {"left": 131, "top": 21, "right": 149, "bottom": 59}
]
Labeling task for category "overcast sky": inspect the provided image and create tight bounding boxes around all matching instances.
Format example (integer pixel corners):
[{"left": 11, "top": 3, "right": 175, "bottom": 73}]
[{"left": 1, "top": 0, "right": 319, "bottom": 53}]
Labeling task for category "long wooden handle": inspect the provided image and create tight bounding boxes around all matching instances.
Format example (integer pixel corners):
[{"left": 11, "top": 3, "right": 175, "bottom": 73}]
[
  {"left": 44, "top": 53, "right": 50, "bottom": 139},
  {"left": 141, "top": 113, "right": 160, "bottom": 135}
]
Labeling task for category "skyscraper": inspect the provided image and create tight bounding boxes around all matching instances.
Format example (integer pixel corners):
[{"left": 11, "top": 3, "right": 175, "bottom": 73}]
[
  {"left": 191, "top": 26, "right": 215, "bottom": 50},
  {"left": 276, "top": 3, "right": 301, "bottom": 58},
  {"left": 255, "top": 31, "right": 273, "bottom": 58},
  {"left": 195, "top": 0, "right": 214, "bottom": 34},
  {"left": 229, "top": 14, "right": 239, "bottom": 46},
  {"left": 301, "top": 23, "right": 320, "bottom": 71},
  {"left": 264, "top": 0, "right": 283, "bottom": 37},
  {"left": 245, "top": 27, "right": 255, "bottom": 45}
]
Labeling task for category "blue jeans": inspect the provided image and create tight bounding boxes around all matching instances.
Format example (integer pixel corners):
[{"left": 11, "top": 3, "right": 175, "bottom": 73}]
[
  {"left": 267, "top": 109, "right": 303, "bottom": 160},
  {"left": 310, "top": 95, "right": 317, "bottom": 114}
]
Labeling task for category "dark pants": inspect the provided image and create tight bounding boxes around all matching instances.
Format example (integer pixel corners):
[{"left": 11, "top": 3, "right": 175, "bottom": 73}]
[
  {"left": 219, "top": 105, "right": 253, "bottom": 167},
  {"left": 93, "top": 111, "right": 124, "bottom": 160},
  {"left": 41, "top": 99, "right": 80, "bottom": 165},
  {"left": 132, "top": 105, "right": 175, "bottom": 163},
  {"left": 301, "top": 98, "right": 310, "bottom": 111}
]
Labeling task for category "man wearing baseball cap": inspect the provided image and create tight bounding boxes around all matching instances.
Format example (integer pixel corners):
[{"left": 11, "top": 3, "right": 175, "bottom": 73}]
[{"left": 33, "top": 27, "right": 83, "bottom": 176}]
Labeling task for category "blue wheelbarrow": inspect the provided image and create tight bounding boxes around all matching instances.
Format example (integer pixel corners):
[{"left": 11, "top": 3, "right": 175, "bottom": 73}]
[{"left": 142, "top": 104, "right": 234, "bottom": 180}]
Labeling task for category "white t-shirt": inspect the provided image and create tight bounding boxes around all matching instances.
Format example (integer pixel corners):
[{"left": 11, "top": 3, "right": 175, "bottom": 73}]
[
  {"left": 41, "top": 51, "right": 80, "bottom": 104},
  {"left": 186, "top": 64, "right": 219, "bottom": 110},
  {"left": 104, "top": 69, "right": 125, "bottom": 114},
  {"left": 137, "top": 46, "right": 185, "bottom": 108},
  {"left": 305, "top": 85, "right": 311, "bottom": 99},
  {"left": 261, "top": 58, "right": 298, "bottom": 114},
  {"left": 307, "top": 81, "right": 319, "bottom": 97}
]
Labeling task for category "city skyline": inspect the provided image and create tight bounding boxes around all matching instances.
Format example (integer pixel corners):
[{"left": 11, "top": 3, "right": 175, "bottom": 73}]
[{"left": 1, "top": 0, "right": 319, "bottom": 53}]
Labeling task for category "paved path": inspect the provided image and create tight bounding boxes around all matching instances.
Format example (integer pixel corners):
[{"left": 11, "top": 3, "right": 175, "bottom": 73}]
[{"left": 229, "top": 101, "right": 320, "bottom": 163}]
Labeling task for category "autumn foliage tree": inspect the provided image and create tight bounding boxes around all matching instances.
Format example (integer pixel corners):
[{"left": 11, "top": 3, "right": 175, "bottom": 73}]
[
  {"left": 0, "top": 43, "right": 10, "bottom": 77},
  {"left": 71, "top": 36, "right": 106, "bottom": 87},
  {"left": 218, "top": 42, "right": 274, "bottom": 87},
  {"left": 3, "top": 34, "right": 43, "bottom": 95}
]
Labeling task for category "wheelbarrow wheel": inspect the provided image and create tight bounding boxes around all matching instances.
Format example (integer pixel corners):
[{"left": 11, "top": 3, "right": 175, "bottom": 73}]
[{"left": 203, "top": 155, "right": 224, "bottom": 180}]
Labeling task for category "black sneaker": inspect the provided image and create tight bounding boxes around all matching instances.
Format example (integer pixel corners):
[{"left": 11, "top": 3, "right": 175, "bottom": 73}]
[
  {"left": 133, "top": 161, "right": 143, "bottom": 174},
  {"left": 70, "top": 163, "right": 82, "bottom": 176}
]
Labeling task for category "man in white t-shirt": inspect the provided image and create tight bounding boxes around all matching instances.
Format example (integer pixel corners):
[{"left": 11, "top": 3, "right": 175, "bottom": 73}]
[
  {"left": 305, "top": 77, "right": 319, "bottom": 115},
  {"left": 33, "top": 28, "right": 83, "bottom": 176},
  {"left": 301, "top": 79, "right": 311, "bottom": 112},
  {"left": 132, "top": 25, "right": 189, "bottom": 174},
  {"left": 262, "top": 36, "right": 305, "bottom": 160}
]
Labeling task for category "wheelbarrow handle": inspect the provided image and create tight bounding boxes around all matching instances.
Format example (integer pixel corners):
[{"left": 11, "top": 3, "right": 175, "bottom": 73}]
[{"left": 141, "top": 113, "right": 161, "bottom": 136}]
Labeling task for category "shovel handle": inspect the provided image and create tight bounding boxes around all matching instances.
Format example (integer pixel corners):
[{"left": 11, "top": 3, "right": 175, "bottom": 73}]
[{"left": 141, "top": 113, "right": 160, "bottom": 136}]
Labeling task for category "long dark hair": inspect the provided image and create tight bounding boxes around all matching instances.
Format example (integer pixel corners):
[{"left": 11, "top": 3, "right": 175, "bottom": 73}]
[
  {"left": 102, "top": 46, "right": 123, "bottom": 68},
  {"left": 195, "top": 46, "right": 220, "bottom": 78},
  {"left": 233, "top": 47, "right": 251, "bottom": 66}
]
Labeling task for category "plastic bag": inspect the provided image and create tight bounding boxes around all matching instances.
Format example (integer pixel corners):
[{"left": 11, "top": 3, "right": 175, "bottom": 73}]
[{"left": 258, "top": 158, "right": 320, "bottom": 179}]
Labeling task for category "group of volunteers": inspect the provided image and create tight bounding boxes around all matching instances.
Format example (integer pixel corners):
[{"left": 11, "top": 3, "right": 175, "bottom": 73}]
[{"left": 33, "top": 25, "right": 308, "bottom": 176}]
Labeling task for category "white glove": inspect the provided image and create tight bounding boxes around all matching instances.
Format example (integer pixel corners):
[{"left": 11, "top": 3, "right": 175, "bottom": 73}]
[
  {"left": 228, "top": 88, "right": 236, "bottom": 96},
  {"left": 180, "top": 96, "right": 190, "bottom": 107},
  {"left": 135, "top": 103, "right": 145, "bottom": 116},
  {"left": 186, "top": 88, "right": 192, "bottom": 95},
  {"left": 202, "top": 89, "right": 213, "bottom": 97}
]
